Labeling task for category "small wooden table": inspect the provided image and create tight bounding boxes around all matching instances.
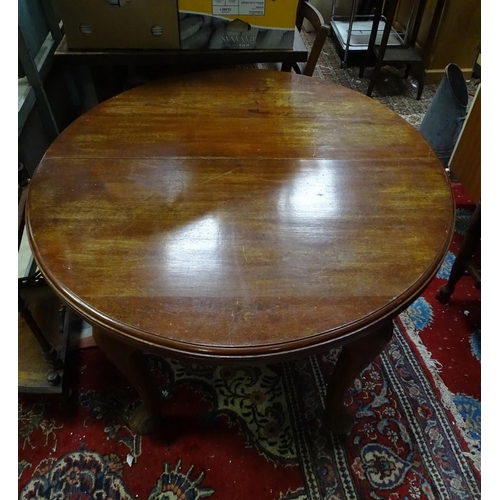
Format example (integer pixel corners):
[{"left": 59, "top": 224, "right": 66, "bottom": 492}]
[
  {"left": 26, "top": 69, "right": 454, "bottom": 435},
  {"left": 55, "top": 33, "right": 309, "bottom": 108},
  {"left": 55, "top": 33, "right": 308, "bottom": 68}
]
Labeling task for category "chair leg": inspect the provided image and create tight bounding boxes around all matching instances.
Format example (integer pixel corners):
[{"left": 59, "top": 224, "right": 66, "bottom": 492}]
[
  {"left": 367, "top": 55, "right": 385, "bottom": 97},
  {"left": 359, "top": 0, "right": 384, "bottom": 78},
  {"left": 366, "top": 0, "right": 397, "bottom": 97},
  {"left": 415, "top": 64, "right": 426, "bottom": 100},
  {"left": 436, "top": 204, "right": 481, "bottom": 303},
  {"left": 416, "top": 79, "right": 424, "bottom": 100},
  {"left": 367, "top": 73, "right": 377, "bottom": 97}
]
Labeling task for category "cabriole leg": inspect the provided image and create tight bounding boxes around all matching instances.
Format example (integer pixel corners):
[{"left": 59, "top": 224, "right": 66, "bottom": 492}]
[
  {"left": 323, "top": 321, "right": 394, "bottom": 434},
  {"left": 92, "top": 326, "right": 162, "bottom": 435}
]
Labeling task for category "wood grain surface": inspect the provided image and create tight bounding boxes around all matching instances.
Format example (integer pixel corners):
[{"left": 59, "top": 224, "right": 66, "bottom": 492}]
[{"left": 26, "top": 69, "right": 454, "bottom": 361}]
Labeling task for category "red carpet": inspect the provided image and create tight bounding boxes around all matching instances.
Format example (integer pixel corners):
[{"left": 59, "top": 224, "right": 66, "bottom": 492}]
[
  {"left": 397, "top": 182, "right": 480, "bottom": 467},
  {"left": 18, "top": 184, "right": 480, "bottom": 499}
]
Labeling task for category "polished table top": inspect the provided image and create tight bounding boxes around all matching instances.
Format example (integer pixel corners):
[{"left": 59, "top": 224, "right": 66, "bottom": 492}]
[{"left": 27, "top": 69, "right": 454, "bottom": 362}]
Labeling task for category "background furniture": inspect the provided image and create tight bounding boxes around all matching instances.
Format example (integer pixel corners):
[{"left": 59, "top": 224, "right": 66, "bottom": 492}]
[
  {"left": 248, "top": 0, "right": 329, "bottom": 76},
  {"left": 18, "top": 162, "right": 70, "bottom": 394},
  {"left": 54, "top": 32, "right": 309, "bottom": 68},
  {"left": 330, "top": 0, "right": 397, "bottom": 68},
  {"left": 292, "top": 0, "right": 330, "bottom": 75},
  {"left": 359, "top": 0, "right": 434, "bottom": 99},
  {"left": 436, "top": 84, "right": 481, "bottom": 303},
  {"left": 18, "top": 0, "right": 80, "bottom": 176},
  {"left": 54, "top": 31, "right": 309, "bottom": 109},
  {"left": 18, "top": 0, "right": 77, "bottom": 393},
  {"left": 393, "top": 0, "right": 480, "bottom": 84},
  {"left": 448, "top": 85, "right": 481, "bottom": 202},
  {"left": 26, "top": 69, "right": 454, "bottom": 436},
  {"left": 330, "top": 0, "right": 480, "bottom": 82}
]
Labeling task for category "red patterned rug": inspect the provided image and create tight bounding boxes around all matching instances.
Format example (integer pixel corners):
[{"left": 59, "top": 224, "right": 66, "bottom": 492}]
[
  {"left": 18, "top": 185, "right": 480, "bottom": 500},
  {"left": 397, "top": 182, "right": 481, "bottom": 474}
]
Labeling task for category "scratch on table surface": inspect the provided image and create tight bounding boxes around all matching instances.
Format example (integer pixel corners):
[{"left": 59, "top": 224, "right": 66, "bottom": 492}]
[
  {"left": 227, "top": 310, "right": 237, "bottom": 342},
  {"left": 315, "top": 296, "right": 326, "bottom": 306},
  {"left": 384, "top": 138, "right": 403, "bottom": 158},
  {"left": 142, "top": 193, "right": 155, "bottom": 202},
  {"left": 119, "top": 222, "right": 135, "bottom": 235},
  {"left": 242, "top": 246, "right": 248, "bottom": 262},
  {"left": 200, "top": 167, "right": 242, "bottom": 184}
]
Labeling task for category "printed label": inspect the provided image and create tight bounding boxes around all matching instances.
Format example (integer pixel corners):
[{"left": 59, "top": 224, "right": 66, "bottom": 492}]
[{"left": 212, "top": 0, "right": 265, "bottom": 16}]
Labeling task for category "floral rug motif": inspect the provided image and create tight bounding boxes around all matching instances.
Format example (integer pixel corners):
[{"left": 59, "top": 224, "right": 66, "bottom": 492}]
[
  {"left": 19, "top": 448, "right": 214, "bottom": 500},
  {"left": 19, "top": 320, "right": 480, "bottom": 499}
]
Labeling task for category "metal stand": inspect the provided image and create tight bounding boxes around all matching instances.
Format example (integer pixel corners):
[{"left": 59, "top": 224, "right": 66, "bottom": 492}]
[
  {"left": 330, "top": 0, "right": 404, "bottom": 68},
  {"left": 18, "top": 162, "right": 71, "bottom": 394},
  {"left": 18, "top": 292, "right": 64, "bottom": 386}
]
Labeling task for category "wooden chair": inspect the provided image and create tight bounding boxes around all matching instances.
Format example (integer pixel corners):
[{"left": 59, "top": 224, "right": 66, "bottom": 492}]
[
  {"left": 292, "top": 0, "right": 330, "bottom": 76},
  {"left": 241, "top": 0, "right": 329, "bottom": 77}
]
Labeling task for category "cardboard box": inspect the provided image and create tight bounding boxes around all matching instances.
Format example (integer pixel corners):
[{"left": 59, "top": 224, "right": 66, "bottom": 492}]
[
  {"left": 177, "top": 0, "right": 297, "bottom": 49},
  {"left": 58, "top": 0, "right": 180, "bottom": 49}
]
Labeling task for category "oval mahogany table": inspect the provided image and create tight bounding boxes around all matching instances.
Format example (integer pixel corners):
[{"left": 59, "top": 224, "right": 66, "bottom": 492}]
[{"left": 26, "top": 69, "right": 454, "bottom": 435}]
